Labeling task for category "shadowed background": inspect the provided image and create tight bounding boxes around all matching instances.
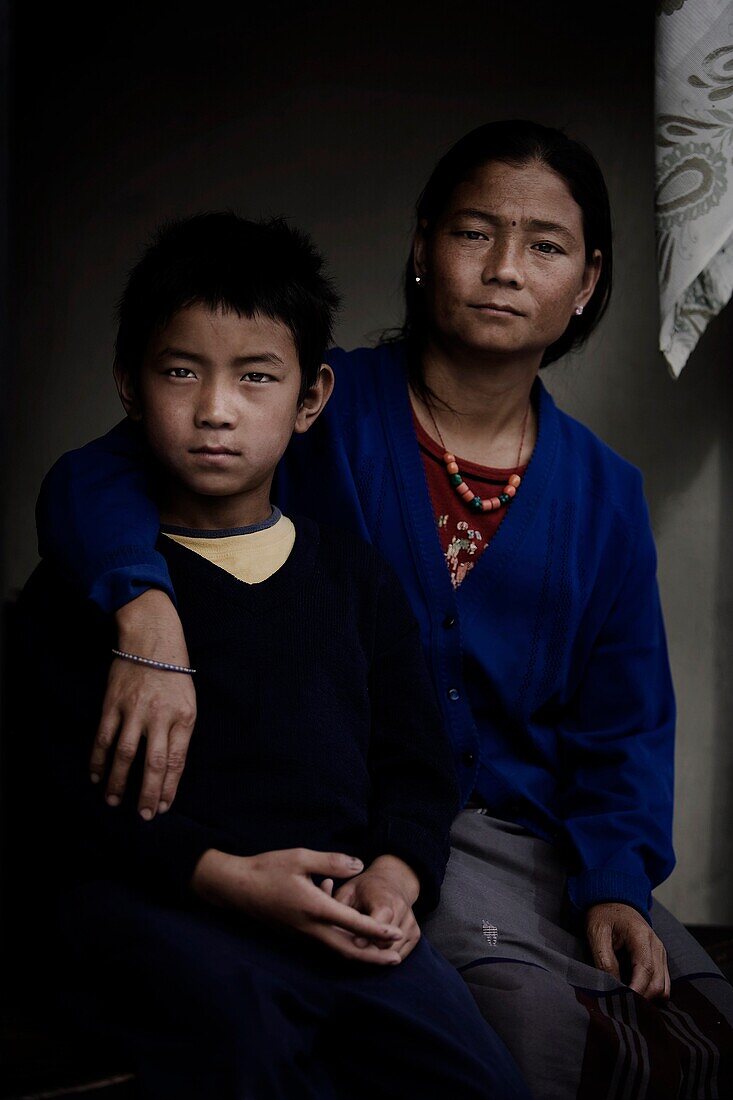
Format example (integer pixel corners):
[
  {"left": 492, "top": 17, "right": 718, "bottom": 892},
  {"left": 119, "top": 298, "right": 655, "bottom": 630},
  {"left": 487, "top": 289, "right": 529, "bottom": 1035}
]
[{"left": 8, "top": 1, "right": 732, "bottom": 922}]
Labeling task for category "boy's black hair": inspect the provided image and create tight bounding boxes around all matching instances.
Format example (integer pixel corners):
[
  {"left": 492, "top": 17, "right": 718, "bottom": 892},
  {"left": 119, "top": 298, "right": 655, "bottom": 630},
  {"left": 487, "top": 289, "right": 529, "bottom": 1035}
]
[{"left": 114, "top": 211, "right": 340, "bottom": 399}]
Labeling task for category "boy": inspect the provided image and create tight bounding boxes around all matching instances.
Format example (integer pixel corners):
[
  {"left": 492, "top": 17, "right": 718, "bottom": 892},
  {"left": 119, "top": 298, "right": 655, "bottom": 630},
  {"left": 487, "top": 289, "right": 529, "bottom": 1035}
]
[{"left": 18, "top": 213, "right": 528, "bottom": 1098}]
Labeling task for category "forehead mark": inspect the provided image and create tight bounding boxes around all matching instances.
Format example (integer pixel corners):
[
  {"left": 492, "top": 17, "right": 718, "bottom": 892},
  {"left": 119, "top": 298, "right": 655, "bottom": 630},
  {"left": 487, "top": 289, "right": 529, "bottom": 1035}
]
[{"left": 449, "top": 207, "right": 578, "bottom": 246}]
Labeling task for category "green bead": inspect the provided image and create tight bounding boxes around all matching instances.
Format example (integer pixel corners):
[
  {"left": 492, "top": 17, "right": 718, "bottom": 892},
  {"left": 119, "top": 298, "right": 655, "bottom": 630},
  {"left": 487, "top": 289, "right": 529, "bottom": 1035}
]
[
  {"left": 470, "top": 496, "right": 483, "bottom": 512},
  {"left": 449, "top": 473, "right": 463, "bottom": 487},
  {"left": 499, "top": 493, "right": 509, "bottom": 505}
]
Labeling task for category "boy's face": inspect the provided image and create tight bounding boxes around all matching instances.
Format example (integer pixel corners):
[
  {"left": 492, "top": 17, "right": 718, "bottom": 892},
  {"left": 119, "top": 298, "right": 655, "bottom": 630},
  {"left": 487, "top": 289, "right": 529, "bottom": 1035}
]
[{"left": 117, "top": 303, "right": 331, "bottom": 523}]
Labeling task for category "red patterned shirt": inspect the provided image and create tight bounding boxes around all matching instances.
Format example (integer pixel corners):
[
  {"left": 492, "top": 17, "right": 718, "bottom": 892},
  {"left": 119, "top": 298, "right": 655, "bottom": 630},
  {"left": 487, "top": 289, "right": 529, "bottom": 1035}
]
[{"left": 413, "top": 412, "right": 527, "bottom": 589}]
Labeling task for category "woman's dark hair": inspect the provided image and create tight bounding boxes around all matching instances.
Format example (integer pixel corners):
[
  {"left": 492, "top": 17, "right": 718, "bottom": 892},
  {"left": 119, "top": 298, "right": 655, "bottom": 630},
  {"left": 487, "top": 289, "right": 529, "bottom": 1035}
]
[
  {"left": 390, "top": 119, "right": 613, "bottom": 389},
  {"left": 115, "top": 211, "right": 340, "bottom": 399}
]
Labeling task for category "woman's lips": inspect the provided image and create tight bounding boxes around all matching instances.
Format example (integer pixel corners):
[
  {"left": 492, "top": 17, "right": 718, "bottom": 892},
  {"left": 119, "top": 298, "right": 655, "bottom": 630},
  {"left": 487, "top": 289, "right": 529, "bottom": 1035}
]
[{"left": 470, "top": 302, "right": 524, "bottom": 316}]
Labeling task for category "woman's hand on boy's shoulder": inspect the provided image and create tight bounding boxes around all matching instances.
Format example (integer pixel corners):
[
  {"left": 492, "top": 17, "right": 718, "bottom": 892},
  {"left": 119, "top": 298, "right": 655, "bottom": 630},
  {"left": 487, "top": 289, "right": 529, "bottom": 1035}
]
[
  {"left": 191, "top": 847, "right": 405, "bottom": 965},
  {"left": 332, "top": 854, "right": 422, "bottom": 962},
  {"left": 91, "top": 589, "right": 196, "bottom": 819}
]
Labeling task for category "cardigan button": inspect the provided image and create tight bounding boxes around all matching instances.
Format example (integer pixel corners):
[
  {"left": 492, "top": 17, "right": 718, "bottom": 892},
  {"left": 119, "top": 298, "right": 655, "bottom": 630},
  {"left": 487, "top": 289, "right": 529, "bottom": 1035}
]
[
  {"left": 447, "top": 687, "right": 460, "bottom": 701},
  {"left": 443, "top": 615, "right": 456, "bottom": 628},
  {"left": 461, "top": 751, "right": 475, "bottom": 767}
]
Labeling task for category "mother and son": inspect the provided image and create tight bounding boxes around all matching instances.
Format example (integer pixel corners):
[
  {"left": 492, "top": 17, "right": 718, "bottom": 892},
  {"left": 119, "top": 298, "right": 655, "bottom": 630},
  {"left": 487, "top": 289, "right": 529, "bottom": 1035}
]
[{"left": 18, "top": 120, "right": 733, "bottom": 1098}]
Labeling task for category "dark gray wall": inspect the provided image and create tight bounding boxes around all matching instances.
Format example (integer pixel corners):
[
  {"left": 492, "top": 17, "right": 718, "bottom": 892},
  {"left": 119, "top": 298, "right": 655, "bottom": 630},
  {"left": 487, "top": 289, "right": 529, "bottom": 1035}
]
[{"left": 9, "top": 2, "right": 732, "bottom": 920}]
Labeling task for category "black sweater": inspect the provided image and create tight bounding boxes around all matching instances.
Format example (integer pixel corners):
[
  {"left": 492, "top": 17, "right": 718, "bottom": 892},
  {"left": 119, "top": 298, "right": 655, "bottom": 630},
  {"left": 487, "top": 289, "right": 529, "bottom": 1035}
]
[{"left": 18, "top": 517, "right": 459, "bottom": 913}]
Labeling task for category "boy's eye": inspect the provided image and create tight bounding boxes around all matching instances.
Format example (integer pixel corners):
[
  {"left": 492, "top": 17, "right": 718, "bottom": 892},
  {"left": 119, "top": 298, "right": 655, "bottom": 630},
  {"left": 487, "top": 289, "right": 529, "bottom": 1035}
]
[
  {"left": 456, "top": 230, "right": 489, "bottom": 241},
  {"left": 241, "top": 372, "right": 274, "bottom": 383},
  {"left": 165, "top": 367, "right": 196, "bottom": 378},
  {"left": 533, "top": 241, "right": 562, "bottom": 254}
]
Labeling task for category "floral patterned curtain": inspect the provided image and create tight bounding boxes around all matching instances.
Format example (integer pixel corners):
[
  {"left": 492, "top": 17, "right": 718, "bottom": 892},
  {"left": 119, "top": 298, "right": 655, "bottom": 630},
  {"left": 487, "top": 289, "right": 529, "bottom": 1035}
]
[{"left": 656, "top": 0, "right": 733, "bottom": 375}]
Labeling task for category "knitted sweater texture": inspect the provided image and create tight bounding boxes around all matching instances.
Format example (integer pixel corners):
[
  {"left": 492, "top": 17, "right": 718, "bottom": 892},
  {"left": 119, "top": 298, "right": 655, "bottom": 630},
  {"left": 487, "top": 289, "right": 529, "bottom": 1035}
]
[{"left": 19, "top": 517, "right": 458, "bottom": 913}]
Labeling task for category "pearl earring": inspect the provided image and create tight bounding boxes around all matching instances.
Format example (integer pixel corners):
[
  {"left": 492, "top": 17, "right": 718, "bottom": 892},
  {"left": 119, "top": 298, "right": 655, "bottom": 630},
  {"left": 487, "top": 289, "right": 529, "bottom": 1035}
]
[
  {"left": 415, "top": 275, "right": 422, "bottom": 285},
  {"left": 575, "top": 305, "right": 584, "bottom": 316}
]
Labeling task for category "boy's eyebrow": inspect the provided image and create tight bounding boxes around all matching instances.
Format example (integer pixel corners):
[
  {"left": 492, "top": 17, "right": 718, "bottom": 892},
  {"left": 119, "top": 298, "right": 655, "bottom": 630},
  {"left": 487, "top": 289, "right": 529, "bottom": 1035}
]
[
  {"left": 233, "top": 352, "right": 286, "bottom": 368},
  {"left": 157, "top": 347, "right": 286, "bottom": 367},
  {"left": 449, "top": 207, "right": 577, "bottom": 244}
]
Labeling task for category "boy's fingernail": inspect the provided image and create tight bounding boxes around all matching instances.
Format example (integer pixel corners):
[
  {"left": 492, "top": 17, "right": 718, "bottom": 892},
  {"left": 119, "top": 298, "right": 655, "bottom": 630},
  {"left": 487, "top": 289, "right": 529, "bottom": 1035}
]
[
  {"left": 354, "top": 937, "right": 369, "bottom": 948},
  {"left": 106, "top": 794, "right": 121, "bottom": 807},
  {"left": 158, "top": 801, "right": 169, "bottom": 813},
  {"left": 349, "top": 858, "right": 363, "bottom": 869},
  {"left": 90, "top": 773, "right": 100, "bottom": 784},
  {"left": 139, "top": 807, "right": 153, "bottom": 821}
]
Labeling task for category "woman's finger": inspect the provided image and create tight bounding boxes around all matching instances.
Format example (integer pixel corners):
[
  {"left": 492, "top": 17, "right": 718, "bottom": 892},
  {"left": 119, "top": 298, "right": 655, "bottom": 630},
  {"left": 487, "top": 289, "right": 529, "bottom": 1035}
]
[
  {"left": 587, "top": 920, "right": 621, "bottom": 982},
  {"left": 104, "top": 718, "right": 144, "bottom": 805},
  {"left": 320, "top": 878, "right": 335, "bottom": 897},
  {"left": 662, "top": 947, "right": 671, "bottom": 1000},
  {"left": 90, "top": 705, "right": 121, "bottom": 783},
  {"left": 628, "top": 934, "right": 656, "bottom": 998},
  {"left": 136, "top": 723, "right": 171, "bottom": 819},
  {"left": 157, "top": 720, "right": 193, "bottom": 811},
  {"left": 650, "top": 939, "right": 670, "bottom": 1001}
]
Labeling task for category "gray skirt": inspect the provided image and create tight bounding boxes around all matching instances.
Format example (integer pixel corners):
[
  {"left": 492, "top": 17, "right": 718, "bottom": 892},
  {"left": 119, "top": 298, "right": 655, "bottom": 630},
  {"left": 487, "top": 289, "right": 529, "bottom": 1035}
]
[{"left": 424, "top": 810, "right": 733, "bottom": 1100}]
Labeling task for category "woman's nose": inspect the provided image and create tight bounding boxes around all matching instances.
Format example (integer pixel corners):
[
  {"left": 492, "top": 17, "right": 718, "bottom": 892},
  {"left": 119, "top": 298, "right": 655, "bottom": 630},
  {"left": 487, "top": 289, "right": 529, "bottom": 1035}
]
[{"left": 482, "top": 235, "right": 525, "bottom": 289}]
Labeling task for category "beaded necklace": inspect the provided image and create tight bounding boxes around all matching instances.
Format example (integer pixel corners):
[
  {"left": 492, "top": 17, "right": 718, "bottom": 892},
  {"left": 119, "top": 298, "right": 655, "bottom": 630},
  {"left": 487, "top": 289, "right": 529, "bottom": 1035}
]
[{"left": 421, "top": 398, "right": 530, "bottom": 515}]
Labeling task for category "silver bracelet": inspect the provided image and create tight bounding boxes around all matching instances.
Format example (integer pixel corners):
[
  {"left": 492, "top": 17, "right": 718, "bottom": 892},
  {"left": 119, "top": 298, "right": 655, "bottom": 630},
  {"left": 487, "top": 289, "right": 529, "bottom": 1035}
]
[{"left": 112, "top": 648, "right": 196, "bottom": 675}]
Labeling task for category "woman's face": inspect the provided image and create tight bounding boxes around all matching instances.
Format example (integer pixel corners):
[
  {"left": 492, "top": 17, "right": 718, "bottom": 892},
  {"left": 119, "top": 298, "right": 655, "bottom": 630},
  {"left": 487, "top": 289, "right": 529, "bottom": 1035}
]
[{"left": 414, "top": 159, "right": 602, "bottom": 362}]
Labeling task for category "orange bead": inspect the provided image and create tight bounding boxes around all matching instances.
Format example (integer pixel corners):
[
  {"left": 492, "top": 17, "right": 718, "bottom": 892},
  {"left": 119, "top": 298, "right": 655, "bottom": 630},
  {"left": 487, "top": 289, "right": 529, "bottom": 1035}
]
[
  {"left": 508, "top": 474, "right": 521, "bottom": 488},
  {"left": 446, "top": 461, "right": 459, "bottom": 475},
  {"left": 490, "top": 497, "right": 501, "bottom": 509},
  {"left": 443, "top": 453, "right": 456, "bottom": 464},
  {"left": 458, "top": 484, "right": 472, "bottom": 498},
  {"left": 504, "top": 485, "right": 516, "bottom": 498},
  {"left": 481, "top": 500, "right": 494, "bottom": 512}
]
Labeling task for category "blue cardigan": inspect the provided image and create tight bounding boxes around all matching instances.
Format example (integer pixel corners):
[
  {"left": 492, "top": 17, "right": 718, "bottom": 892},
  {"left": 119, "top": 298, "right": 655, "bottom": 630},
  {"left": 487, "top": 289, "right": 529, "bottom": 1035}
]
[{"left": 36, "top": 342, "right": 676, "bottom": 916}]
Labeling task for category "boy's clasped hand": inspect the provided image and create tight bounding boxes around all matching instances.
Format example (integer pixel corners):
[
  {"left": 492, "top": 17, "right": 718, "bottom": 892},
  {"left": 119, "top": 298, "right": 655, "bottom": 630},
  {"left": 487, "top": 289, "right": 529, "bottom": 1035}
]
[{"left": 190, "top": 847, "right": 421, "bottom": 965}]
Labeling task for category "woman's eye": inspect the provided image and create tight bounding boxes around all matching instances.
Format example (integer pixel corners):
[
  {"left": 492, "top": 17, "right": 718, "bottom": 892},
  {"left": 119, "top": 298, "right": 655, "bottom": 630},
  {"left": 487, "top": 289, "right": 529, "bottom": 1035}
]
[
  {"left": 533, "top": 241, "right": 562, "bottom": 254},
  {"left": 457, "top": 230, "right": 488, "bottom": 241},
  {"left": 242, "top": 372, "right": 273, "bottom": 383},
  {"left": 166, "top": 367, "right": 196, "bottom": 378}
]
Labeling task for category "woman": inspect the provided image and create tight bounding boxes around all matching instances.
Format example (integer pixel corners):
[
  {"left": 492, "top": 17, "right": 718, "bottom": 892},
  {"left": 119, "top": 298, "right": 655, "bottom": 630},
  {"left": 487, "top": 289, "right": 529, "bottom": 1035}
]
[{"left": 36, "top": 121, "right": 733, "bottom": 1098}]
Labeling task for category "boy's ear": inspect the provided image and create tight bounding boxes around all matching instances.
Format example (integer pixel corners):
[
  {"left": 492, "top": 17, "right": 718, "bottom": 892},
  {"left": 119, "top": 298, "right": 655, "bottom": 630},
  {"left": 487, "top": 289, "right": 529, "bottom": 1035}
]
[
  {"left": 293, "top": 363, "right": 335, "bottom": 435},
  {"left": 113, "top": 362, "right": 142, "bottom": 421}
]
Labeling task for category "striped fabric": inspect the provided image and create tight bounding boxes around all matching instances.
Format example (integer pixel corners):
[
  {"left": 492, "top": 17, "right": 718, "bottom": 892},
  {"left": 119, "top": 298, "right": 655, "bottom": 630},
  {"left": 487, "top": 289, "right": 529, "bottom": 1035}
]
[{"left": 576, "top": 980, "right": 732, "bottom": 1098}]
